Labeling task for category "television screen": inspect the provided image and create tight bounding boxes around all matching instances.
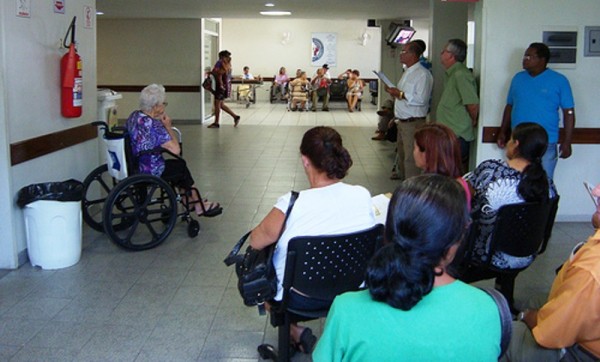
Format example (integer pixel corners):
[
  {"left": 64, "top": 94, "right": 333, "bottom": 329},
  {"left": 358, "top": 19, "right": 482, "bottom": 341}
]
[{"left": 392, "top": 28, "right": 416, "bottom": 45}]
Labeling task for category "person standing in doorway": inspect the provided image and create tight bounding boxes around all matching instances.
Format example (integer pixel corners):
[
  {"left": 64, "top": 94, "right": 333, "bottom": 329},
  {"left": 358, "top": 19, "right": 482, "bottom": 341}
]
[
  {"left": 385, "top": 40, "right": 433, "bottom": 180},
  {"left": 207, "top": 50, "right": 240, "bottom": 128},
  {"left": 496, "top": 42, "right": 575, "bottom": 179},
  {"left": 437, "top": 39, "right": 479, "bottom": 172}
]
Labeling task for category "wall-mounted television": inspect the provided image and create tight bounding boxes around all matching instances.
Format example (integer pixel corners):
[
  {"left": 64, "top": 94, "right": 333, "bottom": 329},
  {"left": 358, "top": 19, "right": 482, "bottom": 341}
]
[{"left": 385, "top": 24, "right": 416, "bottom": 46}]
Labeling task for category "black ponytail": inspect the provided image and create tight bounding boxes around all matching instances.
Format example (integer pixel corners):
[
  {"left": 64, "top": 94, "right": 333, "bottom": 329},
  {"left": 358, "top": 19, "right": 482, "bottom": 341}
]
[
  {"left": 366, "top": 175, "right": 469, "bottom": 310},
  {"left": 512, "top": 123, "right": 550, "bottom": 202}
]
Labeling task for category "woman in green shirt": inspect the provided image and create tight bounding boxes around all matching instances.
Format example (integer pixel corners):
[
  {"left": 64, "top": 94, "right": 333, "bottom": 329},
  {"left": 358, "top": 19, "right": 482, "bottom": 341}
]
[{"left": 313, "top": 175, "right": 502, "bottom": 361}]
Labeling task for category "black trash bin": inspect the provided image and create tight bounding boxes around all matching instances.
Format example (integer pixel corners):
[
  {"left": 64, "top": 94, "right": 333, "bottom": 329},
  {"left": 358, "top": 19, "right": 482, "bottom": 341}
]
[{"left": 17, "top": 179, "right": 84, "bottom": 269}]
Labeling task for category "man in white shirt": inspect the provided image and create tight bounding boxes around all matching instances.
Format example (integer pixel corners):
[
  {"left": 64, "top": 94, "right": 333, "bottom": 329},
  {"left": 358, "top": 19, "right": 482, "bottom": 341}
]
[{"left": 385, "top": 41, "right": 433, "bottom": 180}]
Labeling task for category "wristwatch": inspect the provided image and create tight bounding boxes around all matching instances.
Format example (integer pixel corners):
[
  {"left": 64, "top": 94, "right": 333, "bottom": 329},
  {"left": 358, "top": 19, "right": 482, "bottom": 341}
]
[
  {"left": 398, "top": 90, "right": 404, "bottom": 99},
  {"left": 517, "top": 311, "right": 526, "bottom": 321}
]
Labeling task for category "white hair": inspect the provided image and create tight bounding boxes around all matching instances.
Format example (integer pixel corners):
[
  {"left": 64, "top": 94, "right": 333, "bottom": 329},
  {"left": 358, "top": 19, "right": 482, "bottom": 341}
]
[{"left": 139, "top": 84, "right": 166, "bottom": 112}]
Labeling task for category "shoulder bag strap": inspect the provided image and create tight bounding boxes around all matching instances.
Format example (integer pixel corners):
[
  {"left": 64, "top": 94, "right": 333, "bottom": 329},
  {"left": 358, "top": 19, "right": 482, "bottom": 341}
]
[
  {"left": 478, "top": 287, "right": 512, "bottom": 358},
  {"left": 223, "top": 191, "right": 299, "bottom": 266}
]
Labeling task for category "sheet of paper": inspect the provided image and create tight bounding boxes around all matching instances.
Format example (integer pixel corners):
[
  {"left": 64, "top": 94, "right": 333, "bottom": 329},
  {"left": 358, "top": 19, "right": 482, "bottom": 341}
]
[
  {"left": 373, "top": 70, "right": 395, "bottom": 88},
  {"left": 372, "top": 193, "right": 392, "bottom": 225},
  {"left": 584, "top": 181, "right": 598, "bottom": 207}
]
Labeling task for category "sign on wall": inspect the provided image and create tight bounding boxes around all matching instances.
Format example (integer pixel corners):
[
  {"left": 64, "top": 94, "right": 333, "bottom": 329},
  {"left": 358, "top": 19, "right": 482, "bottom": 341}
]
[
  {"left": 16, "top": 0, "right": 31, "bottom": 18},
  {"left": 311, "top": 32, "right": 337, "bottom": 67},
  {"left": 54, "top": 0, "right": 65, "bottom": 14}
]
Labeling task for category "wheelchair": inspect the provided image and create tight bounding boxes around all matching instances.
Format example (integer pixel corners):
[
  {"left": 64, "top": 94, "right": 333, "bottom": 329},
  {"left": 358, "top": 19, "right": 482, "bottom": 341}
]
[{"left": 81, "top": 121, "right": 221, "bottom": 251}]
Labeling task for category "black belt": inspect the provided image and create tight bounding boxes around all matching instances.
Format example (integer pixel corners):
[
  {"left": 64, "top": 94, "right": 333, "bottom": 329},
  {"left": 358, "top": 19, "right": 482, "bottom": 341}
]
[{"left": 397, "top": 117, "right": 426, "bottom": 123}]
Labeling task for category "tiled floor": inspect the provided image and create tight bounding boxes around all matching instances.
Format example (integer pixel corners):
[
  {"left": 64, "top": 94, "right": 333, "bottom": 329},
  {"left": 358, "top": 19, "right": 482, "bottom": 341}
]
[{"left": 0, "top": 97, "right": 594, "bottom": 361}]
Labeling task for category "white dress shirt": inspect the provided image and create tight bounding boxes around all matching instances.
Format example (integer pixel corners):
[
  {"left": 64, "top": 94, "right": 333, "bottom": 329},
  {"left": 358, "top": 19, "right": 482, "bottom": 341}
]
[{"left": 394, "top": 63, "right": 433, "bottom": 119}]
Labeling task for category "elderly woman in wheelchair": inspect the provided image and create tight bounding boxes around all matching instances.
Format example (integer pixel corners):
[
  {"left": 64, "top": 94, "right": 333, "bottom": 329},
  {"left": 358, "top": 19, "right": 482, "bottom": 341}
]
[
  {"left": 249, "top": 126, "right": 377, "bottom": 355},
  {"left": 82, "top": 84, "right": 221, "bottom": 251},
  {"left": 127, "top": 84, "right": 221, "bottom": 217}
]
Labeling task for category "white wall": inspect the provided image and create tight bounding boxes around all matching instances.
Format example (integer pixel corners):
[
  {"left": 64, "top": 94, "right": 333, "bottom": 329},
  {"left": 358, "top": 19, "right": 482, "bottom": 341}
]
[
  {"left": 0, "top": 0, "right": 97, "bottom": 268},
  {"left": 221, "top": 18, "right": 382, "bottom": 82},
  {"left": 97, "top": 19, "right": 203, "bottom": 121},
  {"left": 475, "top": 0, "right": 600, "bottom": 221}
]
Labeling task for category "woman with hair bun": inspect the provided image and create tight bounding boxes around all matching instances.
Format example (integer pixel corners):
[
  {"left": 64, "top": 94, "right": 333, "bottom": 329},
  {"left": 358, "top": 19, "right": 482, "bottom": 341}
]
[
  {"left": 313, "top": 175, "right": 502, "bottom": 361},
  {"left": 464, "top": 122, "right": 556, "bottom": 270},
  {"left": 249, "top": 126, "right": 376, "bottom": 354}
]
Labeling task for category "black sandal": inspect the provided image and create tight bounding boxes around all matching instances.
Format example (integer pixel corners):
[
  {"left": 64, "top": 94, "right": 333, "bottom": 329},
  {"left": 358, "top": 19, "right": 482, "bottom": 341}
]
[
  {"left": 294, "top": 327, "right": 317, "bottom": 354},
  {"left": 197, "top": 201, "right": 222, "bottom": 217}
]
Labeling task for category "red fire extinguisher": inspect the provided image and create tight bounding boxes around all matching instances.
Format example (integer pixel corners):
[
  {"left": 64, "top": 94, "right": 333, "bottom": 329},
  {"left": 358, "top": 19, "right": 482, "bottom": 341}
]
[{"left": 61, "top": 17, "right": 82, "bottom": 118}]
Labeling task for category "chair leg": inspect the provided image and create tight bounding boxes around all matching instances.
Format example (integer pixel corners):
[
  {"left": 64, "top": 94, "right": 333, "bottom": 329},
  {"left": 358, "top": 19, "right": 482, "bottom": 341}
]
[
  {"left": 277, "top": 313, "right": 292, "bottom": 362},
  {"left": 495, "top": 274, "right": 518, "bottom": 314}
]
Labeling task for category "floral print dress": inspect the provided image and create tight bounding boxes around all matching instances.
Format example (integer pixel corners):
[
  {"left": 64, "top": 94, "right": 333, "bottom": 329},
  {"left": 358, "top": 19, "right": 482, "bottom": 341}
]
[
  {"left": 465, "top": 159, "right": 556, "bottom": 269},
  {"left": 126, "top": 110, "right": 170, "bottom": 176}
]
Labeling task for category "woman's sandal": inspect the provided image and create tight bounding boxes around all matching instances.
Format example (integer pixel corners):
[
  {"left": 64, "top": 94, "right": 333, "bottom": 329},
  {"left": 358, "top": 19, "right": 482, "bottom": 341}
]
[
  {"left": 292, "top": 327, "right": 317, "bottom": 354},
  {"left": 233, "top": 116, "right": 241, "bottom": 127},
  {"left": 197, "top": 201, "right": 222, "bottom": 217},
  {"left": 207, "top": 123, "right": 220, "bottom": 128}
]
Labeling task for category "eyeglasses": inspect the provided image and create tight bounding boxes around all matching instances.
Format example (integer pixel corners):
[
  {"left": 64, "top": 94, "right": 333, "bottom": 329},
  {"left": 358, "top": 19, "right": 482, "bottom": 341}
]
[
  {"left": 523, "top": 54, "right": 538, "bottom": 60},
  {"left": 162, "top": 102, "right": 169, "bottom": 107}
]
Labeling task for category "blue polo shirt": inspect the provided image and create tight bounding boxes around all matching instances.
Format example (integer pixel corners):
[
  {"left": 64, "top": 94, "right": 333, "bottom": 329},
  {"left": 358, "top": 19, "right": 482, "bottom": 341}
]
[{"left": 507, "top": 69, "right": 574, "bottom": 143}]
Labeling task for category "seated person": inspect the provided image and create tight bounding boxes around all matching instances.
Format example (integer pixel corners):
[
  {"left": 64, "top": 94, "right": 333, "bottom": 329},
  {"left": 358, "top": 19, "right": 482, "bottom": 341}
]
[
  {"left": 338, "top": 68, "right": 352, "bottom": 80},
  {"left": 413, "top": 124, "right": 467, "bottom": 200},
  {"left": 289, "top": 71, "right": 310, "bottom": 111},
  {"left": 126, "top": 84, "right": 220, "bottom": 216},
  {"left": 249, "top": 126, "right": 376, "bottom": 355},
  {"left": 345, "top": 69, "right": 364, "bottom": 112},
  {"left": 311, "top": 68, "right": 331, "bottom": 112},
  {"left": 237, "top": 66, "right": 255, "bottom": 101},
  {"left": 313, "top": 175, "right": 502, "bottom": 361},
  {"left": 273, "top": 66, "right": 289, "bottom": 100},
  {"left": 241, "top": 65, "right": 254, "bottom": 80},
  {"left": 503, "top": 214, "right": 600, "bottom": 361},
  {"left": 461, "top": 122, "right": 556, "bottom": 272},
  {"left": 372, "top": 98, "right": 394, "bottom": 140}
]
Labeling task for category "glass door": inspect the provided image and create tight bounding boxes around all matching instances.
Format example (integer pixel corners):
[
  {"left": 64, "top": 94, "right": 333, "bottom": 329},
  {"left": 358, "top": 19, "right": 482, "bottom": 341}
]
[{"left": 201, "top": 19, "right": 220, "bottom": 122}]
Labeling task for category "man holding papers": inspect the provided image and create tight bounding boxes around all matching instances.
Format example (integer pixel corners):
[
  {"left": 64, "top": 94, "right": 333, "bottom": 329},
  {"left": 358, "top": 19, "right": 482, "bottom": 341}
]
[{"left": 383, "top": 40, "right": 433, "bottom": 180}]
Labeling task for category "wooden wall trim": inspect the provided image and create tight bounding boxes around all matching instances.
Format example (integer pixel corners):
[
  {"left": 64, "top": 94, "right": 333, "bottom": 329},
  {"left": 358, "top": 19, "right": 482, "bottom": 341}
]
[
  {"left": 98, "top": 85, "right": 200, "bottom": 93},
  {"left": 97, "top": 79, "right": 380, "bottom": 93},
  {"left": 10, "top": 124, "right": 98, "bottom": 166},
  {"left": 482, "top": 127, "right": 600, "bottom": 144}
]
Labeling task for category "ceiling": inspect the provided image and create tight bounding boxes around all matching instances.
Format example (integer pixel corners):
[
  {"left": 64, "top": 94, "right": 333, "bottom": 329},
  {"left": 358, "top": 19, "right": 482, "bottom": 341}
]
[{"left": 95, "top": 0, "right": 431, "bottom": 21}]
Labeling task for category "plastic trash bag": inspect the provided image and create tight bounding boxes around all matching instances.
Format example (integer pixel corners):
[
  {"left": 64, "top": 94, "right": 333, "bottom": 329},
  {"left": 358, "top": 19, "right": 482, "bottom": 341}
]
[{"left": 17, "top": 179, "right": 84, "bottom": 208}]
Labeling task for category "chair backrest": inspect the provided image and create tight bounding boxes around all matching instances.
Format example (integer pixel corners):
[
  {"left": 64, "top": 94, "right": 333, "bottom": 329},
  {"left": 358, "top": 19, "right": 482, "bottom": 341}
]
[
  {"left": 329, "top": 79, "right": 347, "bottom": 100},
  {"left": 488, "top": 201, "right": 552, "bottom": 259},
  {"left": 282, "top": 224, "right": 384, "bottom": 302},
  {"left": 538, "top": 196, "right": 560, "bottom": 255}
]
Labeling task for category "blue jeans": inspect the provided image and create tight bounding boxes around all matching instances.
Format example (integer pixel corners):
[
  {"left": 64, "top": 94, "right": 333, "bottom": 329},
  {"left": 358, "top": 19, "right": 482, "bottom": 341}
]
[{"left": 542, "top": 143, "right": 558, "bottom": 180}]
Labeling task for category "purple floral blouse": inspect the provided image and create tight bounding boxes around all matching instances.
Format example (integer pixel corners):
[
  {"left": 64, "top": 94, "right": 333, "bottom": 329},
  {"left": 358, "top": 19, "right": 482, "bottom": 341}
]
[{"left": 126, "top": 110, "right": 170, "bottom": 176}]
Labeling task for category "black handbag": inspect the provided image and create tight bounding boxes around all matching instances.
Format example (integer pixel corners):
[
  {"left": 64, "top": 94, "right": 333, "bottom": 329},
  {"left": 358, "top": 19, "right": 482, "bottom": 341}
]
[
  {"left": 224, "top": 191, "right": 299, "bottom": 308},
  {"left": 202, "top": 72, "right": 216, "bottom": 94}
]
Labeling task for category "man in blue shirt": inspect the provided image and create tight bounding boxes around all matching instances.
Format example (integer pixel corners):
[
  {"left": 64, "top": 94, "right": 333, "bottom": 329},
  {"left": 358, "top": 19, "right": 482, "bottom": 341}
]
[{"left": 497, "top": 43, "right": 575, "bottom": 179}]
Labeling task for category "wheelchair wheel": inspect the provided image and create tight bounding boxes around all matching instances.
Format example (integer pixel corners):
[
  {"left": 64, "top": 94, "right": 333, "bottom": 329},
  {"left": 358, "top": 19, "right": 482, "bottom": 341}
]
[
  {"left": 82, "top": 164, "right": 116, "bottom": 232},
  {"left": 187, "top": 219, "right": 200, "bottom": 237},
  {"left": 103, "top": 174, "right": 177, "bottom": 251}
]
